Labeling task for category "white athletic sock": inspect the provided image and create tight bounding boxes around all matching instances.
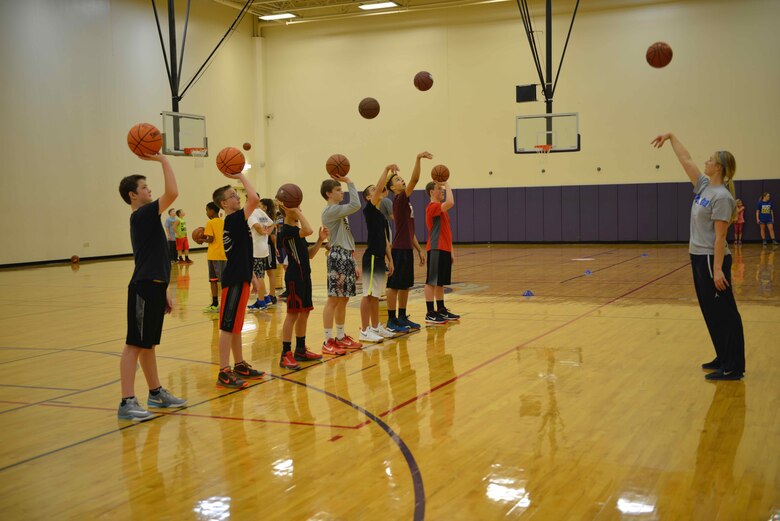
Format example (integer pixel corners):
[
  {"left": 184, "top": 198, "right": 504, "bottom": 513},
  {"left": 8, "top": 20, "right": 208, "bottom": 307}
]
[
  {"left": 335, "top": 324, "right": 345, "bottom": 339},
  {"left": 324, "top": 328, "right": 333, "bottom": 341}
]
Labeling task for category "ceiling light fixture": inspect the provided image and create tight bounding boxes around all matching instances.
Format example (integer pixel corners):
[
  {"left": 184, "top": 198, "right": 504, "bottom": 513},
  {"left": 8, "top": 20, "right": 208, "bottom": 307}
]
[
  {"left": 259, "top": 13, "right": 296, "bottom": 20},
  {"left": 358, "top": 2, "right": 399, "bottom": 10}
]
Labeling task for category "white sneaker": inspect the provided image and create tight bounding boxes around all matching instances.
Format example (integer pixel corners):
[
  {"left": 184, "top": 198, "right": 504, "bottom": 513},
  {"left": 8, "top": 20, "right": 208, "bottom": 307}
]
[
  {"left": 359, "top": 328, "right": 384, "bottom": 343},
  {"left": 373, "top": 323, "right": 396, "bottom": 339}
]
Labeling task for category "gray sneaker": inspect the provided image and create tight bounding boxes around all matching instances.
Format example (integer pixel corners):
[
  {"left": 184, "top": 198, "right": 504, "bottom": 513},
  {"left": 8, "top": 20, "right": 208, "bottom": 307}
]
[
  {"left": 147, "top": 388, "right": 187, "bottom": 408},
  {"left": 118, "top": 397, "right": 154, "bottom": 420}
]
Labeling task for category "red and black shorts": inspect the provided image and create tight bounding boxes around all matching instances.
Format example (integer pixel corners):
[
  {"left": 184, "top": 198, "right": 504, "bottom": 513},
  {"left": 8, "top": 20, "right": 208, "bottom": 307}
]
[
  {"left": 285, "top": 277, "right": 313, "bottom": 313},
  {"left": 219, "top": 282, "right": 251, "bottom": 333},
  {"left": 426, "top": 249, "right": 452, "bottom": 286},
  {"left": 126, "top": 281, "right": 168, "bottom": 348}
]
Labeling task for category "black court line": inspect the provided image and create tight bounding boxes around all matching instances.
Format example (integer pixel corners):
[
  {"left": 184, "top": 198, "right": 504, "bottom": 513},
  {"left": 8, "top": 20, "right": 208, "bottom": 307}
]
[
  {"left": 0, "top": 379, "right": 120, "bottom": 416},
  {"left": 0, "top": 383, "right": 82, "bottom": 392},
  {"left": 274, "top": 374, "right": 425, "bottom": 521}
]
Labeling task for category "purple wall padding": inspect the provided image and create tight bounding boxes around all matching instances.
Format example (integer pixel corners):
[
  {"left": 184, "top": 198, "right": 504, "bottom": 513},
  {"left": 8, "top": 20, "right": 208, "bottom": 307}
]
[
  {"left": 348, "top": 179, "right": 778, "bottom": 244},
  {"left": 489, "top": 188, "right": 509, "bottom": 241},
  {"left": 657, "top": 183, "right": 678, "bottom": 241},
  {"left": 474, "top": 189, "right": 492, "bottom": 242},
  {"left": 618, "top": 185, "right": 638, "bottom": 241},
  {"left": 507, "top": 188, "right": 527, "bottom": 241},
  {"left": 598, "top": 185, "right": 618, "bottom": 241},
  {"left": 543, "top": 186, "right": 562, "bottom": 241},
  {"left": 561, "top": 186, "right": 581, "bottom": 241},
  {"left": 637, "top": 184, "right": 658, "bottom": 241},
  {"left": 525, "top": 187, "right": 544, "bottom": 241},
  {"left": 456, "top": 189, "right": 475, "bottom": 242},
  {"left": 579, "top": 186, "right": 599, "bottom": 241},
  {"left": 676, "top": 183, "right": 692, "bottom": 242}
]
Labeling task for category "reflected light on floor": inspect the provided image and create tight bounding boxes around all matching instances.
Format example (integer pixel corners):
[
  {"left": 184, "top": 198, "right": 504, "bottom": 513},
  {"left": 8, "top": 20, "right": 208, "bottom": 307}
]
[
  {"left": 241, "top": 319, "right": 258, "bottom": 333},
  {"left": 484, "top": 464, "right": 531, "bottom": 513},
  {"left": 616, "top": 495, "right": 656, "bottom": 515},
  {"left": 272, "top": 458, "right": 294, "bottom": 477},
  {"left": 194, "top": 496, "right": 231, "bottom": 521}
]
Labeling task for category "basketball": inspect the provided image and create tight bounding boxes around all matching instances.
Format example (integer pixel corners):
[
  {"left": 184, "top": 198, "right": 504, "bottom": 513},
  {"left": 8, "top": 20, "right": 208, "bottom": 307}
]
[
  {"left": 646, "top": 41, "right": 673, "bottom": 68},
  {"left": 359, "top": 97, "right": 380, "bottom": 119},
  {"left": 243, "top": 142, "right": 252, "bottom": 151},
  {"left": 127, "top": 123, "right": 162, "bottom": 156},
  {"left": 326, "top": 154, "right": 350, "bottom": 178},
  {"left": 276, "top": 183, "right": 303, "bottom": 209},
  {"left": 70, "top": 255, "right": 80, "bottom": 264},
  {"left": 192, "top": 227, "right": 205, "bottom": 244},
  {"left": 431, "top": 164, "right": 450, "bottom": 183},
  {"left": 414, "top": 71, "right": 434, "bottom": 91},
  {"left": 216, "top": 147, "right": 246, "bottom": 175}
]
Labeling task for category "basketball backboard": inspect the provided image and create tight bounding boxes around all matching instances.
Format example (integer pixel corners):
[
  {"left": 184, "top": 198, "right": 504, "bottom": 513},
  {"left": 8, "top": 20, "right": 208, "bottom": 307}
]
[
  {"left": 514, "top": 112, "right": 580, "bottom": 154},
  {"left": 161, "top": 111, "right": 208, "bottom": 156}
]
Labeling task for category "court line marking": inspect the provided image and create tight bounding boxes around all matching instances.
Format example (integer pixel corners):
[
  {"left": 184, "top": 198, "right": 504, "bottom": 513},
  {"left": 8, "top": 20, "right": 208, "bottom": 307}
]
[
  {"left": 273, "top": 374, "right": 425, "bottom": 521},
  {"left": 559, "top": 255, "right": 644, "bottom": 283},
  {"left": 369, "top": 261, "right": 693, "bottom": 423}
]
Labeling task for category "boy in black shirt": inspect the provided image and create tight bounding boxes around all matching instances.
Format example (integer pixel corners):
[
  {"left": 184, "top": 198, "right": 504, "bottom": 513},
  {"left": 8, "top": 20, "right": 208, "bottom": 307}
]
[
  {"left": 117, "top": 153, "right": 186, "bottom": 420},
  {"left": 277, "top": 205, "right": 331, "bottom": 370},
  {"left": 213, "top": 173, "right": 265, "bottom": 388}
]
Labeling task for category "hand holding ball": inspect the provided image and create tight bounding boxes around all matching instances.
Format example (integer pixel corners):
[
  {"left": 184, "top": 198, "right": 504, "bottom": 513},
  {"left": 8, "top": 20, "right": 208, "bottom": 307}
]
[
  {"left": 276, "top": 183, "right": 303, "bottom": 209},
  {"left": 127, "top": 123, "right": 162, "bottom": 156},
  {"left": 326, "top": 154, "right": 350, "bottom": 178},
  {"left": 192, "top": 227, "right": 206, "bottom": 245},
  {"left": 216, "top": 147, "right": 246, "bottom": 175}
]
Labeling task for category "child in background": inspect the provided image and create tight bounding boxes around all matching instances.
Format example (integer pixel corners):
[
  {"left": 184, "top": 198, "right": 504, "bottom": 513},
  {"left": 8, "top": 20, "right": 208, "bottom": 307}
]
[
  {"left": 164, "top": 208, "right": 178, "bottom": 262},
  {"left": 757, "top": 192, "right": 778, "bottom": 246},
  {"left": 201, "top": 202, "right": 226, "bottom": 312},
  {"left": 247, "top": 194, "right": 275, "bottom": 311},
  {"left": 175, "top": 209, "right": 192, "bottom": 263},
  {"left": 260, "top": 198, "right": 279, "bottom": 307},
  {"left": 733, "top": 199, "right": 744, "bottom": 245}
]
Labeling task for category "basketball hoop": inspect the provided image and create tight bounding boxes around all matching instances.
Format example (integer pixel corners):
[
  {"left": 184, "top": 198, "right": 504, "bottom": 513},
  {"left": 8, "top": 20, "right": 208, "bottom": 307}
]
[
  {"left": 534, "top": 144, "right": 553, "bottom": 155},
  {"left": 184, "top": 147, "right": 208, "bottom": 168}
]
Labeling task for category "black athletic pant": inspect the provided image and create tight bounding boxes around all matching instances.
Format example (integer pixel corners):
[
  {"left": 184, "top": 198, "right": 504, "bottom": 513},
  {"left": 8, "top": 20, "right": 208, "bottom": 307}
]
[{"left": 690, "top": 254, "right": 745, "bottom": 374}]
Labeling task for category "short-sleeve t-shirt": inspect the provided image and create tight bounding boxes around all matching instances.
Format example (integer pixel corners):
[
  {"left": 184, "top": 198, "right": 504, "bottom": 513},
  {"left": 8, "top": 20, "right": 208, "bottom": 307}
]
[
  {"left": 426, "top": 202, "right": 453, "bottom": 252},
  {"left": 221, "top": 211, "right": 253, "bottom": 286},
  {"left": 364, "top": 202, "right": 387, "bottom": 257},
  {"left": 204, "top": 217, "right": 226, "bottom": 261},
  {"left": 757, "top": 200, "right": 774, "bottom": 222},
  {"left": 278, "top": 223, "right": 310, "bottom": 280},
  {"left": 130, "top": 200, "right": 171, "bottom": 284},
  {"left": 248, "top": 209, "right": 273, "bottom": 258},
  {"left": 392, "top": 191, "right": 414, "bottom": 250},
  {"left": 689, "top": 174, "right": 734, "bottom": 255},
  {"left": 174, "top": 218, "right": 187, "bottom": 239},
  {"left": 164, "top": 216, "right": 177, "bottom": 240}
]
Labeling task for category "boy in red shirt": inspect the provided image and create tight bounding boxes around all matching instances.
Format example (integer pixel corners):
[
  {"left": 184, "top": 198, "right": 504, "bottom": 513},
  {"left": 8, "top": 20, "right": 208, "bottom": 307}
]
[{"left": 424, "top": 180, "right": 460, "bottom": 323}]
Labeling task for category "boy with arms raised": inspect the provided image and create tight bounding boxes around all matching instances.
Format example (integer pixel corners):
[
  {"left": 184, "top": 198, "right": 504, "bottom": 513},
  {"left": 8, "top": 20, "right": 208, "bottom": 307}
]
[
  {"left": 385, "top": 151, "right": 432, "bottom": 332},
  {"left": 360, "top": 164, "right": 400, "bottom": 341},
  {"left": 278, "top": 204, "right": 333, "bottom": 370},
  {"left": 117, "top": 153, "right": 186, "bottom": 420},
  {"left": 320, "top": 175, "right": 369, "bottom": 348},
  {"left": 212, "top": 176, "right": 265, "bottom": 388},
  {"left": 424, "top": 180, "right": 460, "bottom": 323}
]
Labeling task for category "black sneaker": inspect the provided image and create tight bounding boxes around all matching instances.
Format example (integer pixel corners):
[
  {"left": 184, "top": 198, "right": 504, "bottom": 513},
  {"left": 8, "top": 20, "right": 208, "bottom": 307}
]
[
  {"left": 425, "top": 312, "right": 447, "bottom": 324},
  {"left": 233, "top": 361, "right": 265, "bottom": 380},
  {"left": 279, "top": 290, "right": 289, "bottom": 300},
  {"left": 701, "top": 358, "right": 720, "bottom": 370},
  {"left": 440, "top": 308, "right": 460, "bottom": 321},
  {"left": 705, "top": 369, "right": 743, "bottom": 381}
]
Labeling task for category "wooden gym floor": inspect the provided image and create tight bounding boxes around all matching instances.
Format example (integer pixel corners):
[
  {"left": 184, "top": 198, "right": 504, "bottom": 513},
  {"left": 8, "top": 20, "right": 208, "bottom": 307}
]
[{"left": 0, "top": 244, "right": 777, "bottom": 520}]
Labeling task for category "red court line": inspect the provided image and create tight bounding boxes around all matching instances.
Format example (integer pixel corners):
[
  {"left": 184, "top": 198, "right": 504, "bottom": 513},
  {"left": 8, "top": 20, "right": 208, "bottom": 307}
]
[{"left": 371, "top": 261, "right": 692, "bottom": 423}]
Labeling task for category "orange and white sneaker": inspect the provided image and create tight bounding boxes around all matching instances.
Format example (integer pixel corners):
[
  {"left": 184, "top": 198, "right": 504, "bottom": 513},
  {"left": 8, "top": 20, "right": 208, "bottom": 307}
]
[
  {"left": 279, "top": 351, "right": 301, "bottom": 370},
  {"left": 322, "top": 338, "right": 347, "bottom": 356},
  {"left": 334, "top": 334, "right": 363, "bottom": 350}
]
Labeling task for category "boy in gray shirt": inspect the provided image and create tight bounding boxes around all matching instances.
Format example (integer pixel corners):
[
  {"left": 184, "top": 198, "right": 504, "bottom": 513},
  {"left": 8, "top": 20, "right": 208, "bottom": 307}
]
[{"left": 320, "top": 176, "right": 371, "bottom": 349}]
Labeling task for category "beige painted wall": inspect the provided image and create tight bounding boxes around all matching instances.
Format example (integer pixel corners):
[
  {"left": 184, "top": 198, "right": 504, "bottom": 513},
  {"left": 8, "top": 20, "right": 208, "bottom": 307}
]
[
  {"left": 1, "top": 0, "right": 778, "bottom": 264},
  {"left": 260, "top": 0, "right": 780, "bottom": 221},
  {"left": 0, "top": 0, "right": 259, "bottom": 265}
]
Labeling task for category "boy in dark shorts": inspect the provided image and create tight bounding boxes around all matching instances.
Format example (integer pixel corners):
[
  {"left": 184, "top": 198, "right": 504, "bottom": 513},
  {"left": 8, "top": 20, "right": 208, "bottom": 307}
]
[
  {"left": 385, "top": 151, "right": 432, "bottom": 332},
  {"left": 360, "top": 164, "right": 399, "bottom": 341},
  {"left": 201, "top": 202, "right": 226, "bottom": 312},
  {"left": 424, "top": 180, "right": 460, "bottom": 323},
  {"left": 117, "top": 153, "right": 186, "bottom": 420},
  {"left": 277, "top": 205, "right": 334, "bottom": 370},
  {"left": 212, "top": 174, "right": 265, "bottom": 388}
]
